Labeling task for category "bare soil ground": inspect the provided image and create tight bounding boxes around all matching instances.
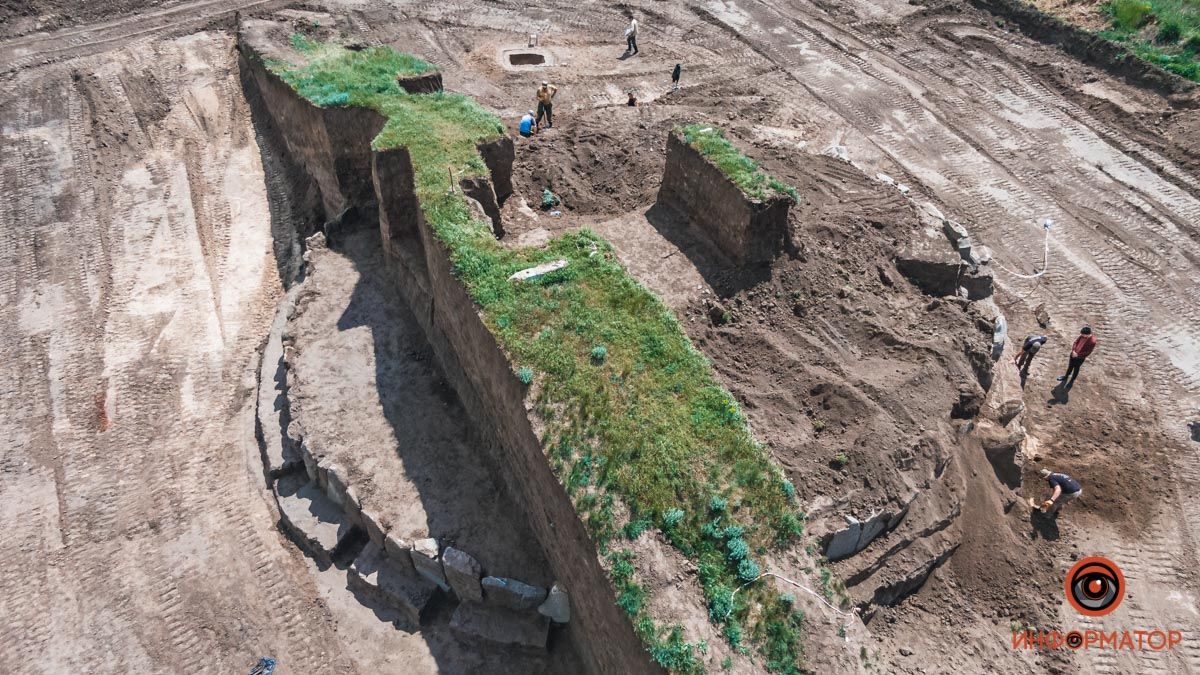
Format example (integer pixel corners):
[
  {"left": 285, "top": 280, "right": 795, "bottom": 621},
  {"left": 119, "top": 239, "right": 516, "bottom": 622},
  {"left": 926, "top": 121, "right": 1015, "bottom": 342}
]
[
  {"left": 3, "top": 0, "right": 1200, "bottom": 673},
  {"left": 285, "top": 229, "right": 583, "bottom": 672},
  {"left": 287, "top": 229, "right": 558, "bottom": 584}
]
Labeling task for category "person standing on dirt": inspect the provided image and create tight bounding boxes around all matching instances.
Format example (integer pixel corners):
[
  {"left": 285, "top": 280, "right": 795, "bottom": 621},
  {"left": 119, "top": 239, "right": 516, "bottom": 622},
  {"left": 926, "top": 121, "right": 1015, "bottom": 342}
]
[
  {"left": 671, "top": 63, "right": 681, "bottom": 92},
  {"left": 1014, "top": 334, "right": 1047, "bottom": 372},
  {"left": 1038, "top": 468, "right": 1082, "bottom": 517},
  {"left": 1057, "top": 325, "right": 1097, "bottom": 388},
  {"left": 535, "top": 81, "right": 557, "bottom": 130},
  {"left": 625, "top": 18, "right": 639, "bottom": 55}
]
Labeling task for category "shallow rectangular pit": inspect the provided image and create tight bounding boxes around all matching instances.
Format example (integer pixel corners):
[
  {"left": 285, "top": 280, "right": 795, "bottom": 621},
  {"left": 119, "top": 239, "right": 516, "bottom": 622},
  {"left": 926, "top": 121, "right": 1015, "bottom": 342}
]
[{"left": 508, "top": 52, "right": 545, "bottom": 66}]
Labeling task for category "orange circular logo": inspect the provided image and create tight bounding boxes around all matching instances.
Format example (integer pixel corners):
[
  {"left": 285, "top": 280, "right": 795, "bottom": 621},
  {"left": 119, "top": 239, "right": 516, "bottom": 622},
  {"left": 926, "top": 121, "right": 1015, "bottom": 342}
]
[{"left": 1065, "top": 556, "right": 1125, "bottom": 617}]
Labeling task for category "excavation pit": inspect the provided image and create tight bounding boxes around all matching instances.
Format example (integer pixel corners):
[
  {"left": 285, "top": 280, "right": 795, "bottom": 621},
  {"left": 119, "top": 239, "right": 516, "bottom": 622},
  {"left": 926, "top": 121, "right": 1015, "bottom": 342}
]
[
  {"left": 498, "top": 47, "right": 555, "bottom": 70},
  {"left": 508, "top": 52, "right": 545, "bottom": 66}
]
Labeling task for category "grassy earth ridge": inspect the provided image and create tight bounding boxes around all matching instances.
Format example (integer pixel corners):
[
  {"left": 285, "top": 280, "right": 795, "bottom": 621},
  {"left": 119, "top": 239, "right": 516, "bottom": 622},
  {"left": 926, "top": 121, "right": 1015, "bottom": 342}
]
[{"left": 263, "top": 38, "right": 810, "bottom": 673}]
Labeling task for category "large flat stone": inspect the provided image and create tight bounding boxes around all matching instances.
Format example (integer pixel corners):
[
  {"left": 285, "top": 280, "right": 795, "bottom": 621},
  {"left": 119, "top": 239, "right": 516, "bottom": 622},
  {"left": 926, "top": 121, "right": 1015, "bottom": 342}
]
[
  {"left": 482, "top": 576, "right": 547, "bottom": 611},
  {"left": 358, "top": 507, "right": 387, "bottom": 549},
  {"left": 322, "top": 462, "right": 361, "bottom": 522},
  {"left": 275, "top": 473, "right": 354, "bottom": 568},
  {"left": 824, "top": 517, "right": 862, "bottom": 562},
  {"left": 349, "top": 541, "right": 439, "bottom": 625},
  {"left": 895, "top": 233, "right": 993, "bottom": 301},
  {"left": 411, "top": 538, "right": 448, "bottom": 591},
  {"left": 443, "top": 547, "right": 483, "bottom": 602},
  {"left": 858, "top": 510, "right": 890, "bottom": 549},
  {"left": 450, "top": 604, "right": 550, "bottom": 649},
  {"left": 538, "top": 583, "right": 570, "bottom": 624}
]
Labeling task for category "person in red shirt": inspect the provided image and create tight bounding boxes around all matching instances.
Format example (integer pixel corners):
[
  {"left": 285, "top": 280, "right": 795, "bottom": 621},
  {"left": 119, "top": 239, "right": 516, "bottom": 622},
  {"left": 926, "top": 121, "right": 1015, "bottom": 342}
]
[{"left": 1058, "top": 325, "right": 1097, "bottom": 388}]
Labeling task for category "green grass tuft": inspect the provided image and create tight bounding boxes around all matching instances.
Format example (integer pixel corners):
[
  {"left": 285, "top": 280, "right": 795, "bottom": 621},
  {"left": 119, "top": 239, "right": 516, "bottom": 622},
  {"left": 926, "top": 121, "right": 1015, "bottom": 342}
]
[
  {"left": 1106, "top": 0, "right": 1154, "bottom": 29},
  {"left": 1099, "top": 0, "right": 1200, "bottom": 81},
  {"left": 1158, "top": 19, "right": 1183, "bottom": 42},
  {"left": 678, "top": 124, "right": 799, "bottom": 202}
]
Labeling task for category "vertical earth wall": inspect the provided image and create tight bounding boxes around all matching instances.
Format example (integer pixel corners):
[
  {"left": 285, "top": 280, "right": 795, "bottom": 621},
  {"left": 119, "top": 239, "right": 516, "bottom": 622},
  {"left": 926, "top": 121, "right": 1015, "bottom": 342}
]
[{"left": 239, "top": 44, "right": 659, "bottom": 675}]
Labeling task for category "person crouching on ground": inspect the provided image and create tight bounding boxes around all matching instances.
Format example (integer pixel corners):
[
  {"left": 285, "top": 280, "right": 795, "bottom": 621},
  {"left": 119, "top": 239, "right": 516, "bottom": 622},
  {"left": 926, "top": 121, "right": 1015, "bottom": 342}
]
[
  {"left": 1058, "top": 325, "right": 1097, "bottom": 389},
  {"left": 1014, "top": 334, "right": 1047, "bottom": 372},
  {"left": 519, "top": 110, "right": 536, "bottom": 137},
  {"left": 1038, "top": 468, "right": 1082, "bottom": 517},
  {"left": 535, "top": 81, "right": 557, "bottom": 130}
]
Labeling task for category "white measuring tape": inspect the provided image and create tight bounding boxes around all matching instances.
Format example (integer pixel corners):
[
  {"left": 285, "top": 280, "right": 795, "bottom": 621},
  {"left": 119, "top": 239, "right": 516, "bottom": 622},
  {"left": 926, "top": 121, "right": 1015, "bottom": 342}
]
[{"left": 724, "top": 570, "right": 857, "bottom": 640}]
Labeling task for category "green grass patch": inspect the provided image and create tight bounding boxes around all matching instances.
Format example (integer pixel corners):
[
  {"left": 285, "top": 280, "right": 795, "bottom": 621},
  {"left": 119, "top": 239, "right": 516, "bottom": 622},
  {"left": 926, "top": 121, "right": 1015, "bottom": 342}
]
[
  {"left": 1099, "top": 0, "right": 1200, "bottom": 81},
  {"left": 265, "top": 40, "right": 810, "bottom": 673},
  {"left": 678, "top": 124, "right": 799, "bottom": 202}
]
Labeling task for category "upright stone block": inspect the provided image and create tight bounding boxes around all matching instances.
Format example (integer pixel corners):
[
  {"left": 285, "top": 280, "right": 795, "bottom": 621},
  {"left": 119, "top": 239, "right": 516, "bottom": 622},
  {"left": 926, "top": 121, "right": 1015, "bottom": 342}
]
[
  {"left": 538, "top": 583, "right": 571, "bottom": 624},
  {"left": 443, "top": 547, "right": 483, "bottom": 602},
  {"left": 411, "top": 538, "right": 448, "bottom": 591}
]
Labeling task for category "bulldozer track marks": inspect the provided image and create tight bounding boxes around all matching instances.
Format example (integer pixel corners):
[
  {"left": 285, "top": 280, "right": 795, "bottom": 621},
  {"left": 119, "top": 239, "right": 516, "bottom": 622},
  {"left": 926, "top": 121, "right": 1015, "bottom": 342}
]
[{"left": 1, "top": 29, "right": 346, "bottom": 673}]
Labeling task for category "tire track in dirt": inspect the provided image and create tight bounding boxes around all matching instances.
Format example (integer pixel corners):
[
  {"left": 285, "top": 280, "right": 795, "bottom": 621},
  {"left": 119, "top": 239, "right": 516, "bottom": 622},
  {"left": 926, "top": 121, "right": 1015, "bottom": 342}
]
[
  {"left": 0, "top": 0, "right": 286, "bottom": 74},
  {"left": 0, "top": 30, "right": 350, "bottom": 673}
]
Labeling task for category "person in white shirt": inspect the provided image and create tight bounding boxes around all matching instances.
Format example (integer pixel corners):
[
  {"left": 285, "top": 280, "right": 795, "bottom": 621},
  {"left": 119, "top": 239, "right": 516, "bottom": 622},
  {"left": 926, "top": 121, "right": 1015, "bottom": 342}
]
[{"left": 625, "top": 18, "right": 639, "bottom": 54}]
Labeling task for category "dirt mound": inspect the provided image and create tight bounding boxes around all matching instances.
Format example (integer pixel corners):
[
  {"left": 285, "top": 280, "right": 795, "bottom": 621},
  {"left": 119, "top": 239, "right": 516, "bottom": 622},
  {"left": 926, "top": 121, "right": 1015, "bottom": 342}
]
[{"left": 511, "top": 108, "right": 672, "bottom": 215}]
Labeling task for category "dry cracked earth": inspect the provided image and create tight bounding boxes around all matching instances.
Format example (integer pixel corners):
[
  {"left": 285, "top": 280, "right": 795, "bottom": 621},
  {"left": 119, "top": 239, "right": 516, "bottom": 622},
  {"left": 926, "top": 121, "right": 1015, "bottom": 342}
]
[{"left": 2, "top": 0, "right": 1199, "bottom": 673}]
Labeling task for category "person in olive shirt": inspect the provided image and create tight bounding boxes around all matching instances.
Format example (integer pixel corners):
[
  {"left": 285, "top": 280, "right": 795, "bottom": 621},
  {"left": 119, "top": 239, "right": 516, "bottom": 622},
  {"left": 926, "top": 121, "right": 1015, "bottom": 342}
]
[
  {"left": 535, "top": 81, "right": 558, "bottom": 130},
  {"left": 1038, "top": 468, "right": 1082, "bottom": 516}
]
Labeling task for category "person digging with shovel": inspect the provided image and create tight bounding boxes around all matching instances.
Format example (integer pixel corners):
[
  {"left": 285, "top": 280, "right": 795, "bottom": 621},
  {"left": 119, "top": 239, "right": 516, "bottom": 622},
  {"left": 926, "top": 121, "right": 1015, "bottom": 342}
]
[{"left": 1033, "top": 468, "right": 1082, "bottom": 517}]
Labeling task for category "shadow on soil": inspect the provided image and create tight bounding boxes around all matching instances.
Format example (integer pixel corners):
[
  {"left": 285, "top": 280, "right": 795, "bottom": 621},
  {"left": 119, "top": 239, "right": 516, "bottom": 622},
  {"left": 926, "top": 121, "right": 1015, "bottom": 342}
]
[
  {"left": 642, "top": 201, "right": 772, "bottom": 296},
  {"left": 326, "top": 226, "right": 583, "bottom": 672},
  {"left": 1028, "top": 512, "right": 1060, "bottom": 541}
]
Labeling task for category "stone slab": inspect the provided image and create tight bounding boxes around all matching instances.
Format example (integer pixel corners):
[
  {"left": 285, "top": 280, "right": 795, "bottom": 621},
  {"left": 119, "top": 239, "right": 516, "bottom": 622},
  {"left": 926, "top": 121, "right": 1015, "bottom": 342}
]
[
  {"left": 482, "top": 576, "right": 547, "bottom": 611},
  {"left": 257, "top": 291, "right": 302, "bottom": 477},
  {"left": 384, "top": 532, "right": 414, "bottom": 571},
  {"left": 350, "top": 541, "right": 439, "bottom": 625},
  {"left": 411, "top": 538, "right": 448, "bottom": 591},
  {"left": 824, "top": 517, "right": 862, "bottom": 562},
  {"left": 450, "top": 604, "right": 550, "bottom": 650},
  {"left": 359, "top": 507, "right": 387, "bottom": 549},
  {"left": 538, "top": 583, "right": 570, "bottom": 624},
  {"left": 275, "top": 472, "right": 353, "bottom": 568},
  {"left": 443, "top": 547, "right": 483, "bottom": 602}
]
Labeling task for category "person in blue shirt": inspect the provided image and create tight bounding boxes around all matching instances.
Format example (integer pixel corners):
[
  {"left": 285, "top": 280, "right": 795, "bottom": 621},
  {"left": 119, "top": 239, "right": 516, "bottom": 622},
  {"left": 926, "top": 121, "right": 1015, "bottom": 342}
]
[
  {"left": 1013, "top": 334, "right": 1047, "bottom": 372},
  {"left": 1038, "top": 468, "right": 1082, "bottom": 516},
  {"left": 519, "top": 110, "right": 536, "bottom": 137}
]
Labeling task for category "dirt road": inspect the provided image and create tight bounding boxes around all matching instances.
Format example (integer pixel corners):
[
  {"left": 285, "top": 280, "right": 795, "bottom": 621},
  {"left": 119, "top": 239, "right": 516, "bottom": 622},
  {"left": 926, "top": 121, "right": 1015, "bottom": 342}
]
[{"left": 2, "top": 0, "right": 1198, "bottom": 672}]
